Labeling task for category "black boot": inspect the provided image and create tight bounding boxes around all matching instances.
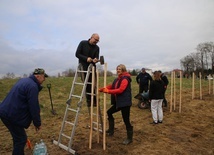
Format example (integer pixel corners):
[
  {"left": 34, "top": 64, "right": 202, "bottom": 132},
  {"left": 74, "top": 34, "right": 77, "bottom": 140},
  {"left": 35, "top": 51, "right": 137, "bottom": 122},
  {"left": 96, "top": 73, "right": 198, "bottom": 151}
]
[
  {"left": 123, "top": 126, "right": 133, "bottom": 145},
  {"left": 106, "top": 118, "right": 114, "bottom": 136}
]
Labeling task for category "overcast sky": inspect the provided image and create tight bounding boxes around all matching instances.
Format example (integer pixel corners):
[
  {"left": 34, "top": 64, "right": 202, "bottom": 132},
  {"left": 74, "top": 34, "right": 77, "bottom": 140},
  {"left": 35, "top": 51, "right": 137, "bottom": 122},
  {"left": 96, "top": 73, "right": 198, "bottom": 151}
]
[{"left": 0, "top": 0, "right": 213, "bottom": 77}]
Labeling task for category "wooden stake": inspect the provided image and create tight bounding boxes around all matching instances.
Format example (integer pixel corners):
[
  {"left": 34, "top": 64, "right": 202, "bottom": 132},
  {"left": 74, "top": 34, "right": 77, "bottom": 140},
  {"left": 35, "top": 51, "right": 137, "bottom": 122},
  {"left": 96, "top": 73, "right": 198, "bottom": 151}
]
[
  {"left": 103, "top": 63, "right": 107, "bottom": 150},
  {"left": 89, "top": 66, "right": 95, "bottom": 149},
  {"left": 96, "top": 70, "right": 100, "bottom": 143},
  {"left": 213, "top": 74, "right": 214, "bottom": 95},
  {"left": 208, "top": 75, "right": 211, "bottom": 95},
  {"left": 192, "top": 72, "right": 195, "bottom": 99},
  {"left": 173, "top": 71, "right": 176, "bottom": 111},
  {"left": 170, "top": 71, "right": 173, "bottom": 113},
  {"left": 199, "top": 72, "right": 202, "bottom": 100},
  {"left": 179, "top": 71, "right": 182, "bottom": 113}
]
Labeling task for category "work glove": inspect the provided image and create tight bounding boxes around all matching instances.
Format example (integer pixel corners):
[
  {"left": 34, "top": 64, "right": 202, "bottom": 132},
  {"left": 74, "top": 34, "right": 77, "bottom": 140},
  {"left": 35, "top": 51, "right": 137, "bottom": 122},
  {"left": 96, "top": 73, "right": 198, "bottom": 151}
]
[
  {"left": 103, "top": 88, "right": 109, "bottom": 93},
  {"left": 99, "top": 87, "right": 104, "bottom": 92}
]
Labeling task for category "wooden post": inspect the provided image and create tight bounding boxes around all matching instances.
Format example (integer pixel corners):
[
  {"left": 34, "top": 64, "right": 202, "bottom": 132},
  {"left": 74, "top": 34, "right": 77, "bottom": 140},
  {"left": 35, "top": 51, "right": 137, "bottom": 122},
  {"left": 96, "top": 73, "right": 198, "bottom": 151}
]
[
  {"left": 213, "top": 74, "right": 214, "bottom": 95},
  {"left": 89, "top": 66, "right": 95, "bottom": 149},
  {"left": 199, "top": 72, "right": 202, "bottom": 100},
  {"left": 192, "top": 72, "right": 195, "bottom": 99},
  {"left": 103, "top": 63, "right": 107, "bottom": 150},
  {"left": 208, "top": 75, "right": 211, "bottom": 95},
  {"left": 96, "top": 70, "right": 100, "bottom": 143},
  {"left": 179, "top": 71, "right": 182, "bottom": 113},
  {"left": 170, "top": 71, "right": 173, "bottom": 113},
  {"left": 173, "top": 71, "right": 176, "bottom": 110}
]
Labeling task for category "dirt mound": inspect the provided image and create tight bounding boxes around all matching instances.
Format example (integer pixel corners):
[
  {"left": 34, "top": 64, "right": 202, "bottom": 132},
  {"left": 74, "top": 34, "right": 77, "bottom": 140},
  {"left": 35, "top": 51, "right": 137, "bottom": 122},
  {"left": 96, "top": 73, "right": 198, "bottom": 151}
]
[{"left": 0, "top": 85, "right": 214, "bottom": 155}]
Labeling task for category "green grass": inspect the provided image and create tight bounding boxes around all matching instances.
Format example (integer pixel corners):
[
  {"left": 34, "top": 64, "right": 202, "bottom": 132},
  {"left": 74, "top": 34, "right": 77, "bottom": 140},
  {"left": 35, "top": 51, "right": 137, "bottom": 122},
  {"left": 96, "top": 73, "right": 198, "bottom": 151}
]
[
  {"left": 0, "top": 76, "right": 212, "bottom": 118},
  {"left": 0, "top": 76, "right": 213, "bottom": 155},
  {"left": 0, "top": 76, "right": 211, "bottom": 100}
]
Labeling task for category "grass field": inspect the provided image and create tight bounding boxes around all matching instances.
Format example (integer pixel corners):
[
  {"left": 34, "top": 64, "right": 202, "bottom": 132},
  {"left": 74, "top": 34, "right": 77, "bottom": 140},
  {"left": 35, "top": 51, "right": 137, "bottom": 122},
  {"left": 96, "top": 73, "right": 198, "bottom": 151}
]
[{"left": 0, "top": 76, "right": 214, "bottom": 155}]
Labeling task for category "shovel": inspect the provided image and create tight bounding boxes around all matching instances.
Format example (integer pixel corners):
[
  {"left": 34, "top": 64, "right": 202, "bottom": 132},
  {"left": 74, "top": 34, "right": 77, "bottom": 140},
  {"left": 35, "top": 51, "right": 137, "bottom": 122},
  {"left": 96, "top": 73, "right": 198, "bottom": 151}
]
[{"left": 47, "top": 84, "right": 57, "bottom": 115}]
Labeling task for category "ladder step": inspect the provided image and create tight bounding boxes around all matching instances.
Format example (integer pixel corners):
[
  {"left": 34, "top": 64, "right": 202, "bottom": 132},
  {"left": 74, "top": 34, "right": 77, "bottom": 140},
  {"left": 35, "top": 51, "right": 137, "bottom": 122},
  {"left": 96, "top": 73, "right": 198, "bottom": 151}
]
[
  {"left": 85, "top": 92, "right": 96, "bottom": 96},
  {"left": 53, "top": 140, "right": 76, "bottom": 154},
  {"left": 71, "top": 94, "right": 81, "bottom": 99},
  {"left": 67, "top": 107, "right": 78, "bottom": 112},
  {"left": 77, "top": 70, "right": 88, "bottom": 73},
  {"left": 74, "top": 82, "right": 84, "bottom": 85},
  {"left": 65, "top": 121, "right": 75, "bottom": 126},
  {"left": 61, "top": 133, "right": 71, "bottom": 140},
  {"left": 93, "top": 127, "right": 103, "bottom": 132}
]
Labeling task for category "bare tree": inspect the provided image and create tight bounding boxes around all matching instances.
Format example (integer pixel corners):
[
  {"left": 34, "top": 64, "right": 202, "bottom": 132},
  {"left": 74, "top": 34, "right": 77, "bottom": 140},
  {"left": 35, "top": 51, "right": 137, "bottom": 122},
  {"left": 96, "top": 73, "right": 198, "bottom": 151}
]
[
  {"left": 205, "top": 42, "right": 214, "bottom": 74},
  {"left": 180, "top": 41, "right": 214, "bottom": 77},
  {"left": 180, "top": 54, "right": 195, "bottom": 74},
  {"left": 3, "top": 72, "right": 15, "bottom": 79}
]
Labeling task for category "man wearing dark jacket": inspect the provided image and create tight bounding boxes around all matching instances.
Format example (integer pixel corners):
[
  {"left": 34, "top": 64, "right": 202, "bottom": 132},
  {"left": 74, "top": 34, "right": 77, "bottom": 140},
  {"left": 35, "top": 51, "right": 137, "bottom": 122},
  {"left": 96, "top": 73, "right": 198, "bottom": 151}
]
[
  {"left": 0, "top": 68, "right": 48, "bottom": 155},
  {"left": 159, "top": 70, "right": 169, "bottom": 107},
  {"left": 75, "top": 33, "right": 100, "bottom": 107},
  {"left": 136, "top": 68, "right": 153, "bottom": 93}
]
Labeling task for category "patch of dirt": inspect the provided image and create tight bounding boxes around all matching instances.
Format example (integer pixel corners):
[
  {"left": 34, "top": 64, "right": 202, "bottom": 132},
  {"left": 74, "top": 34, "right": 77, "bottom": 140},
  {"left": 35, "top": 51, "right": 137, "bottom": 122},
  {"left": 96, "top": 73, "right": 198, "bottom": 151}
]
[{"left": 0, "top": 91, "right": 214, "bottom": 155}]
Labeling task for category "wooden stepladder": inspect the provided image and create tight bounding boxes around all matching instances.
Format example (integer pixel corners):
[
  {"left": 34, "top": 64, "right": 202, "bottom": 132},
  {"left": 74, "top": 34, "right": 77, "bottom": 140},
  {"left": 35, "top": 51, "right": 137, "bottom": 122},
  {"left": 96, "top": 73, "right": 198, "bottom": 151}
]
[{"left": 53, "top": 63, "right": 103, "bottom": 154}]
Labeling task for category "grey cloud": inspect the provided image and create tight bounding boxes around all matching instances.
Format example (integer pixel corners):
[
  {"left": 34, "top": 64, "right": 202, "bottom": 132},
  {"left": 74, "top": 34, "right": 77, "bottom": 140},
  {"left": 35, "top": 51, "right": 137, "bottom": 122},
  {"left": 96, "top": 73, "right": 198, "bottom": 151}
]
[{"left": 0, "top": 0, "right": 214, "bottom": 77}]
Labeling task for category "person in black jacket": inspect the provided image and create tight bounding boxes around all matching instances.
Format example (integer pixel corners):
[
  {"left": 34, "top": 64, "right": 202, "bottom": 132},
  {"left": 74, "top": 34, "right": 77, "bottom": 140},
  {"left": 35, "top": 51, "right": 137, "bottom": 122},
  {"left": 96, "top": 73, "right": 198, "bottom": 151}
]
[
  {"left": 0, "top": 68, "right": 48, "bottom": 155},
  {"left": 158, "top": 70, "right": 169, "bottom": 107},
  {"left": 136, "top": 68, "right": 152, "bottom": 93},
  {"left": 75, "top": 33, "right": 100, "bottom": 107},
  {"left": 149, "top": 71, "right": 165, "bottom": 124}
]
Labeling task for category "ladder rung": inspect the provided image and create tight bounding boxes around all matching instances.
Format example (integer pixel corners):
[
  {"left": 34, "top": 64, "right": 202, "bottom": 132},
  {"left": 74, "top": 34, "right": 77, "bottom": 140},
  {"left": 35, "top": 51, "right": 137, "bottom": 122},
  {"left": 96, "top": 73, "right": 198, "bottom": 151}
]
[
  {"left": 77, "top": 70, "right": 87, "bottom": 73},
  {"left": 65, "top": 121, "right": 74, "bottom": 126},
  {"left": 93, "top": 113, "right": 98, "bottom": 116},
  {"left": 85, "top": 92, "right": 96, "bottom": 96},
  {"left": 92, "top": 121, "right": 102, "bottom": 125},
  {"left": 53, "top": 140, "right": 76, "bottom": 154},
  {"left": 67, "top": 107, "right": 78, "bottom": 112},
  {"left": 71, "top": 94, "right": 81, "bottom": 98},
  {"left": 74, "top": 82, "right": 84, "bottom": 85},
  {"left": 61, "top": 133, "right": 71, "bottom": 140},
  {"left": 92, "top": 127, "right": 103, "bottom": 132}
]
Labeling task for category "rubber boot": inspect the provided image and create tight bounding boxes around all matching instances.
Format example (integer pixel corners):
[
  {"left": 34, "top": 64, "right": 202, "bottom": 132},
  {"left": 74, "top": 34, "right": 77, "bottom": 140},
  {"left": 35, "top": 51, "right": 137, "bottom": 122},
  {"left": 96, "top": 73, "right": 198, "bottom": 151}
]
[
  {"left": 123, "top": 126, "right": 133, "bottom": 145},
  {"left": 106, "top": 118, "right": 114, "bottom": 136}
]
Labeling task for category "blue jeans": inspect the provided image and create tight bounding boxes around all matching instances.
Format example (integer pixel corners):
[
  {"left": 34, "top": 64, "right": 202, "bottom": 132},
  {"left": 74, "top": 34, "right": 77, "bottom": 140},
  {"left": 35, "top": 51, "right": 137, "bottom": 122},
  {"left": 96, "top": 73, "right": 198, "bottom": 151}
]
[{"left": 1, "top": 118, "right": 27, "bottom": 155}]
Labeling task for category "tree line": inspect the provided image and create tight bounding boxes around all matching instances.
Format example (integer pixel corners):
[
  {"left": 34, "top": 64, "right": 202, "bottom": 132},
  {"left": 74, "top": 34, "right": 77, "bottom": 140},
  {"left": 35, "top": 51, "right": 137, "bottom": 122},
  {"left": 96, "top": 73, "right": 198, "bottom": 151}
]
[
  {"left": 4, "top": 41, "right": 214, "bottom": 79},
  {"left": 180, "top": 42, "right": 214, "bottom": 78}
]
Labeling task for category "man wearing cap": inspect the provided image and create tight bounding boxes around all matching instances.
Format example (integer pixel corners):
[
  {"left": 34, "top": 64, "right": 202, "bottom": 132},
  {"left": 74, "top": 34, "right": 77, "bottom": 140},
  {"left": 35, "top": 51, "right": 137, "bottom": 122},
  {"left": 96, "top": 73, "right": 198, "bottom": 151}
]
[
  {"left": 136, "top": 68, "right": 153, "bottom": 93},
  {"left": 0, "top": 68, "right": 48, "bottom": 155}
]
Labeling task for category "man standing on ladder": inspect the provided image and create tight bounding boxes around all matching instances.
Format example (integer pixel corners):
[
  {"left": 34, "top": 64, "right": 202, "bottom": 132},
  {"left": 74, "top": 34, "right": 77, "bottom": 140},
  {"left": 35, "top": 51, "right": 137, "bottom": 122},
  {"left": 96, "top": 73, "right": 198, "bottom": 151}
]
[{"left": 75, "top": 33, "right": 100, "bottom": 110}]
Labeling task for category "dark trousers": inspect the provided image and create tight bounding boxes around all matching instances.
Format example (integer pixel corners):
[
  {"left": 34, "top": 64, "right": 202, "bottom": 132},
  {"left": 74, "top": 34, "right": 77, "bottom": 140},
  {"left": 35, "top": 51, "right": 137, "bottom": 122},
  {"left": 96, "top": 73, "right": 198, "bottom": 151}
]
[
  {"left": 163, "top": 88, "right": 167, "bottom": 106},
  {"left": 107, "top": 104, "right": 132, "bottom": 130},
  {"left": 83, "top": 64, "right": 97, "bottom": 107},
  {"left": 1, "top": 118, "right": 27, "bottom": 155},
  {"left": 139, "top": 84, "right": 149, "bottom": 93}
]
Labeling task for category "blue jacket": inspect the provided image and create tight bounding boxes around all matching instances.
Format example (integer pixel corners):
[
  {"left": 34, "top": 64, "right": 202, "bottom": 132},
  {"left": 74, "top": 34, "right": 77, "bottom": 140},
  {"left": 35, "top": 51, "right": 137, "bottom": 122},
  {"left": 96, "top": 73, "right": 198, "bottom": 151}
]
[
  {"left": 136, "top": 72, "right": 152, "bottom": 86},
  {"left": 0, "top": 75, "right": 42, "bottom": 129}
]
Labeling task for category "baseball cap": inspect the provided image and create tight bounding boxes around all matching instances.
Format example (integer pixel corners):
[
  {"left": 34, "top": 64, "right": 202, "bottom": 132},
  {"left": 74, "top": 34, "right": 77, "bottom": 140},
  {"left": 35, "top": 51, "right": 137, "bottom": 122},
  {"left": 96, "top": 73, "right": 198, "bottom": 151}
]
[{"left": 33, "top": 68, "right": 48, "bottom": 77}]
